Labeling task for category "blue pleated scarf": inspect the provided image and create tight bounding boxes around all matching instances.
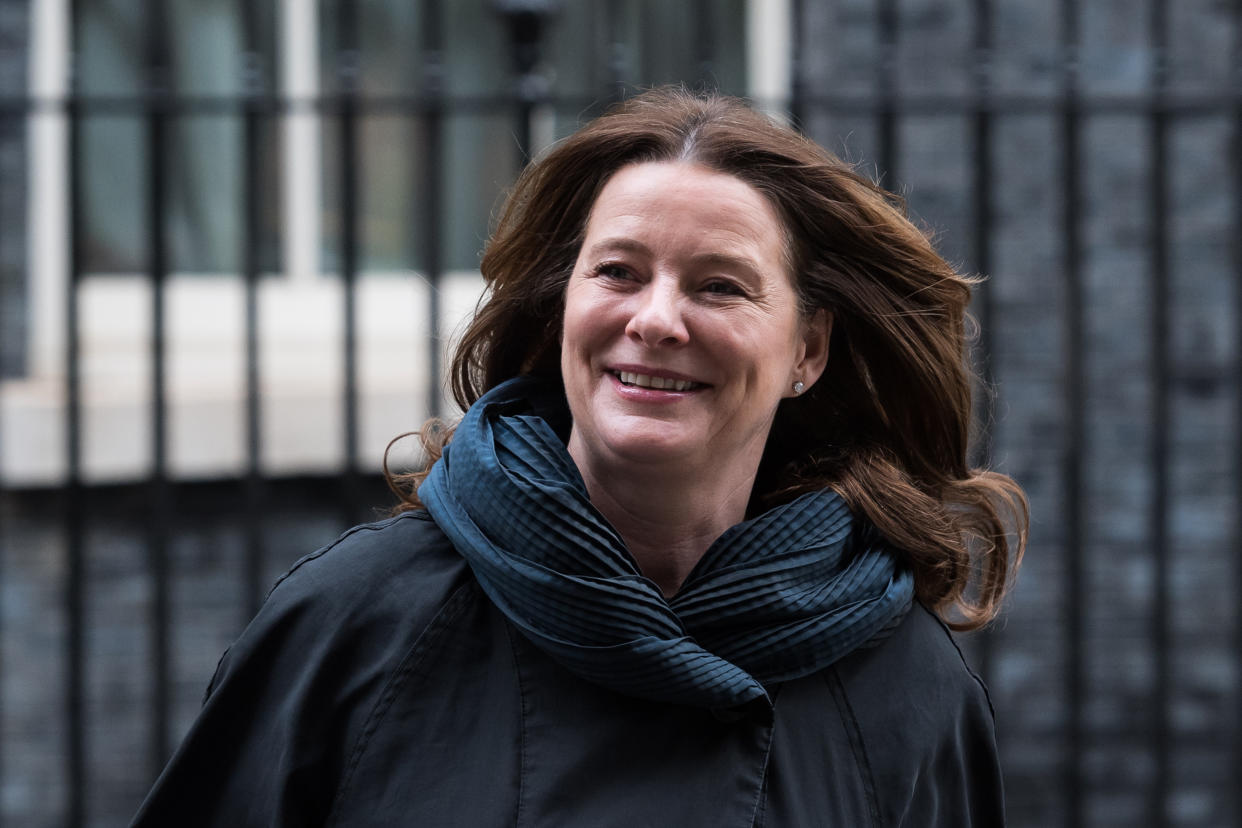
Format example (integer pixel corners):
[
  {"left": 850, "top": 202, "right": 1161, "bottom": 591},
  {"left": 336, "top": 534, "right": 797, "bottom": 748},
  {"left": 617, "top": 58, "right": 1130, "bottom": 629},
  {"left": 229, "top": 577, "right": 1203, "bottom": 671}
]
[{"left": 419, "top": 376, "right": 914, "bottom": 710}]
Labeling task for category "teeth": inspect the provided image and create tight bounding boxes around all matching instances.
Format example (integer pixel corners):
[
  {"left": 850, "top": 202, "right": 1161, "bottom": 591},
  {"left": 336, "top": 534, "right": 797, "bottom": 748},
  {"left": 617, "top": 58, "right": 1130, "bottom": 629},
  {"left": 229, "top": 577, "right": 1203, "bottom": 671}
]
[{"left": 617, "top": 371, "right": 696, "bottom": 391}]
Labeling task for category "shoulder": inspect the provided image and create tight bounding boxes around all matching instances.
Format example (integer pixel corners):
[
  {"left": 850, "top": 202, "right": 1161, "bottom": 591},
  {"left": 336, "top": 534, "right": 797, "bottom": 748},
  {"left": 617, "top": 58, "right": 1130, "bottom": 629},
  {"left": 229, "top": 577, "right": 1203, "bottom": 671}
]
[
  {"left": 833, "top": 602, "right": 993, "bottom": 718},
  {"left": 828, "top": 604, "right": 1004, "bottom": 826},
  {"left": 207, "top": 511, "right": 473, "bottom": 696},
  {"left": 265, "top": 510, "right": 465, "bottom": 610},
  {"left": 132, "top": 512, "right": 480, "bottom": 825}
]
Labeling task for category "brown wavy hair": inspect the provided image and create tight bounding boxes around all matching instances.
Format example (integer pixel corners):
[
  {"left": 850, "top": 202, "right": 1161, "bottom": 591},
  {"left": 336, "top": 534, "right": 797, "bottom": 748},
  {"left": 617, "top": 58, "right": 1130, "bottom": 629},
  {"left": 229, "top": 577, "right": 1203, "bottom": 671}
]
[{"left": 387, "top": 86, "right": 1028, "bottom": 631}]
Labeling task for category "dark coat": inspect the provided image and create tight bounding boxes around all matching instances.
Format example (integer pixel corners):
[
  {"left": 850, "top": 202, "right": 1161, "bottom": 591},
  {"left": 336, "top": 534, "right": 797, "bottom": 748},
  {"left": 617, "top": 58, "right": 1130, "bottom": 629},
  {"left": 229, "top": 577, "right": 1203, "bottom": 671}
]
[{"left": 131, "top": 511, "right": 1005, "bottom": 827}]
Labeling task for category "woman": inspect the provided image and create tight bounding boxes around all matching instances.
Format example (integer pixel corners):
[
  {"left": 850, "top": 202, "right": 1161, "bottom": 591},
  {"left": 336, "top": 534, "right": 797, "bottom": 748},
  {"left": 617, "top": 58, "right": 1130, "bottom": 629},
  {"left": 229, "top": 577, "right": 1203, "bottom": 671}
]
[{"left": 133, "top": 88, "right": 1027, "bottom": 827}]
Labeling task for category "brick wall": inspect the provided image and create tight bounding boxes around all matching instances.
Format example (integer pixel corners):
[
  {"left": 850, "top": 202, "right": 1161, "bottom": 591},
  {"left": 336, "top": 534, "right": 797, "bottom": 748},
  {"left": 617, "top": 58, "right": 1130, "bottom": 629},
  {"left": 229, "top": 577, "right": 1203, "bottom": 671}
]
[{"left": 799, "top": 1, "right": 1238, "bottom": 825}]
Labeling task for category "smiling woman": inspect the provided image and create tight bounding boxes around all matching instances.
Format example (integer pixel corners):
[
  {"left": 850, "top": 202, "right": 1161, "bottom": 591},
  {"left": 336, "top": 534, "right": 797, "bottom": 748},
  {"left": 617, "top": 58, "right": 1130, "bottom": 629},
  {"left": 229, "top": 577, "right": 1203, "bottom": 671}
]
[
  {"left": 561, "top": 162, "right": 829, "bottom": 596},
  {"left": 132, "top": 88, "right": 1028, "bottom": 827}
]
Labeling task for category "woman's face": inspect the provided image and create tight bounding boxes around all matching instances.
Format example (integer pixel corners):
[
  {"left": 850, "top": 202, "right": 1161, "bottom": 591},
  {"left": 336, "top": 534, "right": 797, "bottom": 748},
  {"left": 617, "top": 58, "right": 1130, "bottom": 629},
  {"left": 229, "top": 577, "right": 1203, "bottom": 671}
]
[{"left": 561, "top": 161, "right": 829, "bottom": 487}]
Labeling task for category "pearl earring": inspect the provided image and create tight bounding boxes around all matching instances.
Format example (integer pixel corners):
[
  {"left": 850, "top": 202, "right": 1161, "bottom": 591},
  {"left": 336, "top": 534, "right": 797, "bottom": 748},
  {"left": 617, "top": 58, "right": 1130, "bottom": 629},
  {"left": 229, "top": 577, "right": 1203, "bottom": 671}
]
[{"left": 792, "top": 381, "right": 805, "bottom": 394}]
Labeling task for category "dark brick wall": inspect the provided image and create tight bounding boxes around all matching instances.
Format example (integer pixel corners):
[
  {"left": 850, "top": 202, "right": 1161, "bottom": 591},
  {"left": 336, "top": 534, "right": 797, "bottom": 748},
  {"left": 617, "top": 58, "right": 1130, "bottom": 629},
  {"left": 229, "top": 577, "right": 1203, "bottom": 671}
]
[
  {"left": 0, "top": 481, "right": 382, "bottom": 827},
  {"left": 799, "top": 2, "right": 1238, "bottom": 825}
]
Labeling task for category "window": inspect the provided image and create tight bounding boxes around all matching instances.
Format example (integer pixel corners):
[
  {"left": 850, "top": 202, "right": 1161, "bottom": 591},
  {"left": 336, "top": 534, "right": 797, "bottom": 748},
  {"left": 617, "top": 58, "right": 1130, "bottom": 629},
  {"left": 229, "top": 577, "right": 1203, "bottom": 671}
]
[{"left": 13, "top": 0, "right": 778, "bottom": 485}]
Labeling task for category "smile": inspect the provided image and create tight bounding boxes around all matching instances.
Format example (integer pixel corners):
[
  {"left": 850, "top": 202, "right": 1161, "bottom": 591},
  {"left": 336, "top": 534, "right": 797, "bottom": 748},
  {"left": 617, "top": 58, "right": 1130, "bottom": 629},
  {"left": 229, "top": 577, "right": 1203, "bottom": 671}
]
[{"left": 613, "top": 371, "right": 703, "bottom": 392}]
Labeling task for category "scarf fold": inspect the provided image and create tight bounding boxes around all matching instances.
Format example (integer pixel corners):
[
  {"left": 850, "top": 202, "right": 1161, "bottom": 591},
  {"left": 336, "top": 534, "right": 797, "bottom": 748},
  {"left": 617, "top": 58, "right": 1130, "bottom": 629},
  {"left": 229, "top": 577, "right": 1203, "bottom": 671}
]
[{"left": 420, "top": 376, "right": 914, "bottom": 710}]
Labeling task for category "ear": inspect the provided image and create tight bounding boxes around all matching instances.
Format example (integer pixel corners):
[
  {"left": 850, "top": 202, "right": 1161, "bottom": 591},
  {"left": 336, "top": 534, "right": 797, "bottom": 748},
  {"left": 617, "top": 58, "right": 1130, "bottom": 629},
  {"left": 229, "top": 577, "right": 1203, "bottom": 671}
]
[{"left": 790, "top": 309, "right": 831, "bottom": 395}]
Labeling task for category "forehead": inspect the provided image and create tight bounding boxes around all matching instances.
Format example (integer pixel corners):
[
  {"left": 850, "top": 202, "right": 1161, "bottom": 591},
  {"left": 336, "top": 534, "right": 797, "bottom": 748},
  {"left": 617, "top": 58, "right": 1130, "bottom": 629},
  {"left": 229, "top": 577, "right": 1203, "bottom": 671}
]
[{"left": 582, "top": 162, "right": 791, "bottom": 270}]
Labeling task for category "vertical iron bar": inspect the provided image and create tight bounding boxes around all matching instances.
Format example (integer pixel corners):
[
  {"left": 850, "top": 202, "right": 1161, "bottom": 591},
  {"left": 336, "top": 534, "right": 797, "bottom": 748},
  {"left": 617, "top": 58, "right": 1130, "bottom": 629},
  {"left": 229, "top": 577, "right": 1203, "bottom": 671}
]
[
  {"left": 1059, "top": 0, "right": 1085, "bottom": 824},
  {"left": 788, "top": 0, "right": 805, "bottom": 129},
  {"left": 604, "top": 0, "right": 627, "bottom": 104},
  {"left": 421, "top": 0, "right": 444, "bottom": 419},
  {"left": 876, "top": 0, "right": 898, "bottom": 185},
  {"left": 639, "top": 1, "right": 652, "bottom": 87},
  {"left": 497, "top": 5, "right": 557, "bottom": 172},
  {"left": 514, "top": 100, "right": 532, "bottom": 170},
  {"left": 241, "top": 0, "right": 266, "bottom": 618},
  {"left": 511, "top": 14, "right": 536, "bottom": 170},
  {"left": 1233, "top": 1, "right": 1242, "bottom": 822},
  {"left": 514, "top": 99, "right": 534, "bottom": 171},
  {"left": 970, "top": 0, "right": 995, "bottom": 463},
  {"left": 970, "top": 0, "right": 996, "bottom": 684},
  {"left": 694, "top": 0, "right": 715, "bottom": 89},
  {"left": 0, "top": 55, "right": 7, "bottom": 824},
  {"left": 65, "top": 5, "right": 86, "bottom": 821},
  {"left": 515, "top": 80, "right": 532, "bottom": 168},
  {"left": 142, "top": 0, "right": 172, "bottom": 774},
  {"left": 1148, "top": 1, "right": 1172, "bottom": 823},
  {"left": 338, "top": 0, "right": 361, "bottom": 522}
]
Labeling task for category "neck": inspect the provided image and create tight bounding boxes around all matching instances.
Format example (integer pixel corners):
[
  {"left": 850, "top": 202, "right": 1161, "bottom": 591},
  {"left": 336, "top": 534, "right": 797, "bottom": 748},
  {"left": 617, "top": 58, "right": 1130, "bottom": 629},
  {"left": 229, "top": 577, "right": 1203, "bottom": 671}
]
[{"left": 568, "top": 441, "right": 759, "bottom": 598}]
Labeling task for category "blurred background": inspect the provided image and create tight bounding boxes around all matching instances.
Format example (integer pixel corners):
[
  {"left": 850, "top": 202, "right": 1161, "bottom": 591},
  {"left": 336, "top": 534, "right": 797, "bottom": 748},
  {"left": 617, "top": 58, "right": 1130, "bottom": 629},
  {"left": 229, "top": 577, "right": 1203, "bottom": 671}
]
[{"left": 0, "top": 0, "right": 1238, "bottom": 825}]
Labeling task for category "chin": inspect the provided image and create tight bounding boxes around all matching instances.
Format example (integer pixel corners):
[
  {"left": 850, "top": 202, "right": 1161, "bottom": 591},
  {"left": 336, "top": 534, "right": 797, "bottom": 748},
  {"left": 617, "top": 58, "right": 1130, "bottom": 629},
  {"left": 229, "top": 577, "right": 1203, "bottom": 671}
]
[{"left": 596, "top": 427, "right": 703, "bottom": 467}]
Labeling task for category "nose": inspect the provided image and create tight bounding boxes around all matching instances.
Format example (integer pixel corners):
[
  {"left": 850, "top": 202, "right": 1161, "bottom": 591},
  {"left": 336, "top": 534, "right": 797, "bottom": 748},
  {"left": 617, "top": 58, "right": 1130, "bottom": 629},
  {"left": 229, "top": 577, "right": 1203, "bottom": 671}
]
[{"left": 624, "top": 276, "right": 689, "bottom": 347}]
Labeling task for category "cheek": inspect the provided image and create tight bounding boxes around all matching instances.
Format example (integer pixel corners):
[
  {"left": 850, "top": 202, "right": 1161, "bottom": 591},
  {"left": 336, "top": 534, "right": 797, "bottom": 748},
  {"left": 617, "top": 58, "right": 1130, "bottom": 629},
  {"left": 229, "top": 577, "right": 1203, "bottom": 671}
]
[
  {"left": 560, "top": 294, "right": 604, "bottom": 387},
  {"left": 737, "top": 332, "right": 801, "bottom": 398},
  {"left": 563, "top": 284, "right": 622, "bottom": 351},
  {"left": 561, "top": 308, "right": 592, "bottom": 361},
  {"left": 560, "top": 285, "right": 588, "bottom": 351}
]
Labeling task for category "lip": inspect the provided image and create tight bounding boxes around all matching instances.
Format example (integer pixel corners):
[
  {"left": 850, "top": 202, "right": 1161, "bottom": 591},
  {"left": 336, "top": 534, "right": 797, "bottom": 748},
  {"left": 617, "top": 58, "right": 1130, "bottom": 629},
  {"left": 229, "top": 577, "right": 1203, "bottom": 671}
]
[
  {"left": 606, "top": 373, "right": 702, "bottom": 400},
  {"left": 606, "top": 363, "right": 707, "bottom": 386},
  {"left": 605, "top": 364, "right": 709, "bottom": 397}
]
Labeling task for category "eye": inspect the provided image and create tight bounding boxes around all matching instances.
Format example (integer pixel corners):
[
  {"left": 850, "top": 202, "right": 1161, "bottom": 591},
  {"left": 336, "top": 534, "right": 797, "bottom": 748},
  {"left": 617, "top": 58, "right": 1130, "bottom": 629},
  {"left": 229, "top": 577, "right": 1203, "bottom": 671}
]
[
  {"left": 594, "top": 263, "right": 634, "bottom": 281},
  {"left": 701, "top": 279, "right": 746, "bottom": 297}
]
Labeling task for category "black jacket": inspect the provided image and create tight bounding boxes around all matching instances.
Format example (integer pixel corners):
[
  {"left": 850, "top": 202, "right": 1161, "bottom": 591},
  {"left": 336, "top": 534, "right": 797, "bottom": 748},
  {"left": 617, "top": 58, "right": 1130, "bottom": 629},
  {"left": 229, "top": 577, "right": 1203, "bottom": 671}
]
[{"left": 131, "top": 511, "right": 1005, "bottom": 827}]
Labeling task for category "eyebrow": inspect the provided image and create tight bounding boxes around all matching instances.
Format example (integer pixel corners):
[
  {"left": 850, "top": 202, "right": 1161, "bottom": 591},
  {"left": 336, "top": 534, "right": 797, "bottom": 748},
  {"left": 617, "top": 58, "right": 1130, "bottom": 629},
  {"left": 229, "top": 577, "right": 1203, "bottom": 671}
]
[
  {"left": 584, "top": 238, "right": 765, "bottom": 279},
  {"left": 584, "top": 238, "right": 653, "bottom": 259},
  {"left": 688, "top": 252, "right": 764, "bottom": 280}
]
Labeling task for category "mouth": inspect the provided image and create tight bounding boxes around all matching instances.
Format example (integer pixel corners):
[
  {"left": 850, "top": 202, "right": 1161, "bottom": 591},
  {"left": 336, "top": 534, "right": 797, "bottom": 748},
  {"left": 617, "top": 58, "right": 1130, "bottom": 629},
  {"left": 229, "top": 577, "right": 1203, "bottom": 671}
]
[{"left": 611, "top": 370, "right": 706, "bottom": 392}]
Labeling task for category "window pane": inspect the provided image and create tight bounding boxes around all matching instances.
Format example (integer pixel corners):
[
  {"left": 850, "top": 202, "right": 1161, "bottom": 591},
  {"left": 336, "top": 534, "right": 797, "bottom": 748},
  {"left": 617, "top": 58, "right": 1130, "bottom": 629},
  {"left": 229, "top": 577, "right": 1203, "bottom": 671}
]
[
  {"left": 358, "top": 0, "right": 423, "bottom": 96},
  {"left": 82, "top": 112, "right": 281, "bottom": 277},
  {"left": 360, "top": 115, "right": 418, "bottom": 271},
  {"left": 77, "top": 1, "right": 280, "bottom": 275},
  {"left": 443, "top": 112, "right": 515, "bottom": 271},
  {"left": 81, "top": 116, "right": 146, "bottom": 274},
  {"left": 441, "top": 0, "right": 511, "bottom": 97},
  {"left": 75, "top": 0, "right": 750, "bottom": 277},
  {"left": 168, "top": 0, "right": 243, "bottom": 96},
  {"left": 77, "top": 0, "right": 143, "bottom": 97},
  {"left": 339, "top": 0, "right": 749, "bottom": 276},
  {"left": 1, "top": 1, "right": 28, "bottom": 376},
  {"left": 168, "top": 115, "right": 240, "bottom": 273}
]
